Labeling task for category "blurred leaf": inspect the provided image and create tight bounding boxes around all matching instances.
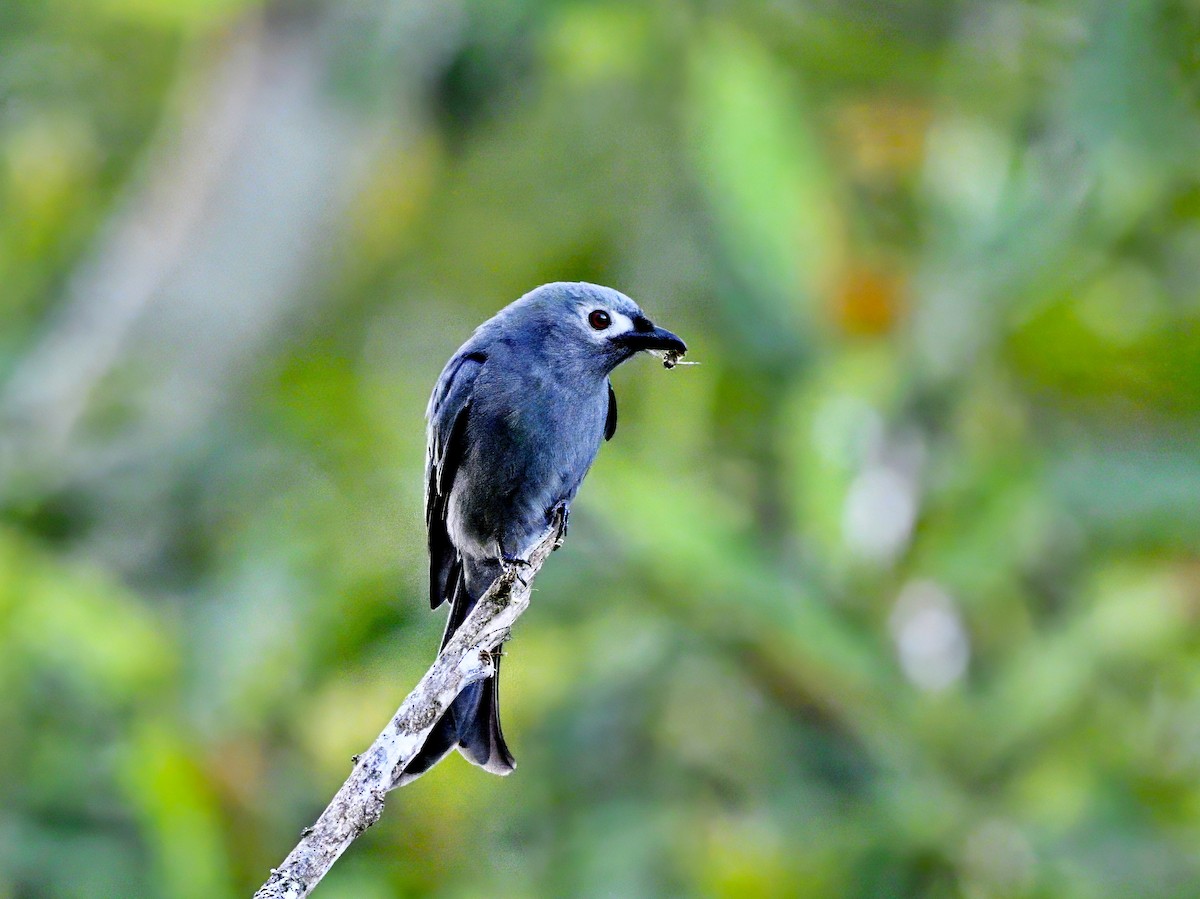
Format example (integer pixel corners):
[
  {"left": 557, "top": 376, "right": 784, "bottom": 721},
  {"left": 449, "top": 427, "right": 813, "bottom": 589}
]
[
  {"left": 82, "top": 0, "right": 257, "bottom": 28},
  {"left": 122, "top": 723, "right": 237, "bottom": 899},
  {"left": 687, "top": 25, "right": 841, "bottom": 355}
]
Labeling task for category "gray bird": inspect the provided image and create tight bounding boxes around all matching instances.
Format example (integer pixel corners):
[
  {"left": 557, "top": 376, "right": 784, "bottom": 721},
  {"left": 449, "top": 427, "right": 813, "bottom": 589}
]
[{"left": 396, "top": 282, "right": 686, "bottom": 785}]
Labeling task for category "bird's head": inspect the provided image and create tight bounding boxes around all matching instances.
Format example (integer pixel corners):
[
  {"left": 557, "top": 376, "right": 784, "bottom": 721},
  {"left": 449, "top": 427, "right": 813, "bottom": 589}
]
[{"left": 506, "top": 282, "right": 687, "bottom": 376}]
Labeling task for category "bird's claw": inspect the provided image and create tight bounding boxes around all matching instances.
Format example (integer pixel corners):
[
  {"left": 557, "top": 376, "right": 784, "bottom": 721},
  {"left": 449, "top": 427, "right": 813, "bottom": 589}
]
[
  {"left": 480, "top": 641, "right": 509, "bottom": 667},
  {"left": 500, "top": 553, "right": 532, "bottom": 586}
]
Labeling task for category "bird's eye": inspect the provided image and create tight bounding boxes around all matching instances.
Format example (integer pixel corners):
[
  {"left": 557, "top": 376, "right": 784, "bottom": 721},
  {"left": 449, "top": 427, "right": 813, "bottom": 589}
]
[{"left": 588, "top": 310, "right": 612, "bottom": 330}]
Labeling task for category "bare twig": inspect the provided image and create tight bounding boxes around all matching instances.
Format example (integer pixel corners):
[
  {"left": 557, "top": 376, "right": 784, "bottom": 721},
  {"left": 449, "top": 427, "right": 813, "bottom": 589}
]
[{"left": 253, "top": 526, "right": 562, "bottom": 899}]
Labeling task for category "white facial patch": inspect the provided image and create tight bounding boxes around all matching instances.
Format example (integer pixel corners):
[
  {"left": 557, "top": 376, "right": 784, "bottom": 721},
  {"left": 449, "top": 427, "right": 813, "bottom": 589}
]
[
  {"left": 579, "top": 306, "right": 636, "bottom": 340},
  {"left": 606, "top": 310, "right": 636, "bottom": 335}
]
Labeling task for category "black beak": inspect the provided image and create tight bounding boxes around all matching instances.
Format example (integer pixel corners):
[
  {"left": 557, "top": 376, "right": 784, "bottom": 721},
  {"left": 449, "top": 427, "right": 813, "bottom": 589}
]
[{"left": 616, "top": 322, "right": 688, "bottom": 356}]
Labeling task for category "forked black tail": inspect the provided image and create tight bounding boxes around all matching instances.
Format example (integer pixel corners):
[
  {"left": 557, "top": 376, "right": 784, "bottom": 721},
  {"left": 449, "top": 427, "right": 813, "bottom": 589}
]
[{"left": 394, "top": 561, "right": 515, "bottom": 787}]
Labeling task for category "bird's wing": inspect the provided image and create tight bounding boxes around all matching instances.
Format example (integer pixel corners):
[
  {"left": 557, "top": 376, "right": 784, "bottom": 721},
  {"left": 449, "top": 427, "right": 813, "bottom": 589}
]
[
  {"left": 426, "top": 350, "right": 486, "bottom": 609},
  {"left": 605, "top": 379, "right": 617, "bottom": 442}
]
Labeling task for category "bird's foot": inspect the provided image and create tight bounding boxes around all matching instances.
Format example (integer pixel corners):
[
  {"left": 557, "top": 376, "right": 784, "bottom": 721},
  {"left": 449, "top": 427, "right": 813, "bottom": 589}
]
[
  {"left": 500, "top": 552, "right": 532, "bottom": 586},
  {"left": 480, "top": 641, "right": 509, "bottom": 666},
  {"left": 549, "top": 503, "right": 570, "bottom": 549},
  {"left": 478, "top": 645, "right": 505, "bottom": 669}
]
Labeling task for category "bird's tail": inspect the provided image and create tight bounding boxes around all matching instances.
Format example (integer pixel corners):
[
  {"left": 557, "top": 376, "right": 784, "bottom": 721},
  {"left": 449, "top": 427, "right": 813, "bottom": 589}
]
[{"left": 394, "top": 562, "right": 516, "bottom": 787}]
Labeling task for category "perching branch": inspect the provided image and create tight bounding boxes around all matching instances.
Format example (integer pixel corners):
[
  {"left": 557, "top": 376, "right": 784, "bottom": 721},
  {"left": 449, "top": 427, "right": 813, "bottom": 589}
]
[{"left": 254, "top": 525, "right": 562, "bottom": 899}]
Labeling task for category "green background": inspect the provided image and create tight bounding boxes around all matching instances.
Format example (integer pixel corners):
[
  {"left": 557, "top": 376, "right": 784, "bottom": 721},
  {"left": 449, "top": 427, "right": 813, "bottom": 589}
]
[{"left": 2, "top": 0, "right": 1199, "bottom": 896}]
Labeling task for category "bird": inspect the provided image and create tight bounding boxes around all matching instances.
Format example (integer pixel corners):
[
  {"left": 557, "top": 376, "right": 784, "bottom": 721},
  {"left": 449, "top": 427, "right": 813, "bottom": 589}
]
[{"left": 395, "top": 282, "right": 687, "bottom": 785}]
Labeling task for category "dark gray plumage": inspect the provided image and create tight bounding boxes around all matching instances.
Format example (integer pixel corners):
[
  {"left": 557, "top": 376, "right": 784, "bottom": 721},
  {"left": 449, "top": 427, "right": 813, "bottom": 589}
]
[{"left": 396, "top": 282, "right": 686, "bottom": 785}]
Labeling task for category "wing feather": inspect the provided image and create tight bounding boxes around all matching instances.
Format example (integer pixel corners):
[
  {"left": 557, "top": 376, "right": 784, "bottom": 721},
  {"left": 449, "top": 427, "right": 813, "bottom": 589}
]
[
  {"left": 604, "top": 380, "right": 618, "bottom": 442},
  {"left": 426, "top": 351, "right": 486, "bottom": 609}
]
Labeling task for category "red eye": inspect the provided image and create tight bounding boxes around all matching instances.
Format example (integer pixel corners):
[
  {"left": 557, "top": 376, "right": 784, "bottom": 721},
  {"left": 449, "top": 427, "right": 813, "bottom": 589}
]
[{"left": 588, "top": 310, "right": 612, "bottom": 330}]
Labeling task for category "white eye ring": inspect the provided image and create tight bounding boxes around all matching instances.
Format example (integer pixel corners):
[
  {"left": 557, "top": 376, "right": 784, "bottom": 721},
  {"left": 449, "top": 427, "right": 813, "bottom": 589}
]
[{"left": 580, "top": 308, "right": 635, "bottom": 337}]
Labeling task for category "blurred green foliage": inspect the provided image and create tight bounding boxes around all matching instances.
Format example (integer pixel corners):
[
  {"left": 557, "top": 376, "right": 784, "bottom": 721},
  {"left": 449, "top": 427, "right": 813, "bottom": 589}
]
[{"left": 2, "top": 0, "right": 1200, "bottom": 896}]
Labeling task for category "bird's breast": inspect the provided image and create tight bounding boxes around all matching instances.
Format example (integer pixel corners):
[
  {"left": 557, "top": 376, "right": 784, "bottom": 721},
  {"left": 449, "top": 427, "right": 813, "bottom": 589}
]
[{"left": 447, "top": 375, "right": 608, "bottom": 559}]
